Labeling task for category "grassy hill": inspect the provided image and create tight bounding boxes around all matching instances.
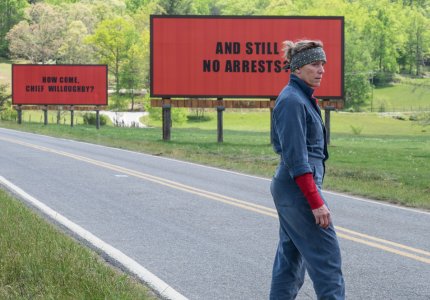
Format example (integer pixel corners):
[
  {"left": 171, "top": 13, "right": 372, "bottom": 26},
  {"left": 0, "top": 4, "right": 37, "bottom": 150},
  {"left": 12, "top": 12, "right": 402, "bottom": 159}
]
[{"left": 372, "top": 79, "right": 430, "bottom": 112}]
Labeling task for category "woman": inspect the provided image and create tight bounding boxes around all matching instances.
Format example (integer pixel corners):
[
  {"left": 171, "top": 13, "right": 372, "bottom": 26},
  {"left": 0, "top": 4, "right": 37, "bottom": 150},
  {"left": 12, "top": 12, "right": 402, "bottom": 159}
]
[{"left": 270, "top": 39, "right": 345, "bottom": 299}]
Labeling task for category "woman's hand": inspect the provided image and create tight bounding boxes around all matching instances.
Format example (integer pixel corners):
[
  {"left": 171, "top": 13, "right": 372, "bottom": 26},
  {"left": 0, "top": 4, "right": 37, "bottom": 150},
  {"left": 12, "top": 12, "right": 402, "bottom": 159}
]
[{"left": 312, "top": 204, "right": 331, "bottom": 229}]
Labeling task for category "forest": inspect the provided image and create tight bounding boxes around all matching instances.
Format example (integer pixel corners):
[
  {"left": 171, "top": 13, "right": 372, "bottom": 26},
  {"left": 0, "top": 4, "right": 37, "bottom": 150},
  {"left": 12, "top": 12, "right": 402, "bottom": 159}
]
[{"left": 1, "top": 0, "right": 429, "bottom": 110}]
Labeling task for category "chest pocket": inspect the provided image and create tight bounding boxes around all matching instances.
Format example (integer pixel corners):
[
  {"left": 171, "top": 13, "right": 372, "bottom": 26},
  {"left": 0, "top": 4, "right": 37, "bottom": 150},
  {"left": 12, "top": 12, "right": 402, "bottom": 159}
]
[{"left": 306, "top": 116, "right": 323, "bottom": 146}]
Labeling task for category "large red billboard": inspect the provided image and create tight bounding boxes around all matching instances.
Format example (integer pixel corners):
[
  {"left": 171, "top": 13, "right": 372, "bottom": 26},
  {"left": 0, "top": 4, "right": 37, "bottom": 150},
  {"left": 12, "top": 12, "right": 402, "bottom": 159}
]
[
  {"left": 151, "top": 16, "right": 344, "bottom": 99},
  {"left": 12, "top": 65, "right": 108, "bottom": 105}
]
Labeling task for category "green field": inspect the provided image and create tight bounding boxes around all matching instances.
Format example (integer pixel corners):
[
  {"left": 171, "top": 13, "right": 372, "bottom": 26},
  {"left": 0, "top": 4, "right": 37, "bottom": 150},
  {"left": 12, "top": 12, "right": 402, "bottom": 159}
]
[
  {"left": 0, "top": 189, "right": 156, "bottom": 299},
  {"left": 372, "top": 81, "right": 430, "bottom": 112}
]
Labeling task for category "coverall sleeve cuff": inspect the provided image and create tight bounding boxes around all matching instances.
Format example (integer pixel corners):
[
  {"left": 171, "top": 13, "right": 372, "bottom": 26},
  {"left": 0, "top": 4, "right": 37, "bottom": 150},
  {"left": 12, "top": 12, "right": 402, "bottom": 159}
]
[{"left": 288, "top": 164, "right": 312, "bottom": 179}]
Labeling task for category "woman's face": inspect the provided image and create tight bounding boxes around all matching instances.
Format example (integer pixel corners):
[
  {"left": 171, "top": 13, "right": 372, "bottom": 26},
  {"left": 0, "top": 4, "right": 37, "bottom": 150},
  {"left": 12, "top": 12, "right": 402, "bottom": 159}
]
[{"left": 295, "top": 60, "right": 325, "bottom": 88}]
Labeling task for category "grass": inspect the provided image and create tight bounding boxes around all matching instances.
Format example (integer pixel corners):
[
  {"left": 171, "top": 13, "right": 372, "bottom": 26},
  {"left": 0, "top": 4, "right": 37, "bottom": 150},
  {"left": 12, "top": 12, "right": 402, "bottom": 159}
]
[
  {"left": 0, "top": 58, "right": 12, "bottom": 80},
  {"left": 0, "top": 189, "right": 157, "bottom": 299},
  {"left": 331, "top": 111, "right": 428, "bottom": 136},
  {"left": 326, "top": 134, "right": 430, "bottom": 207},
  {"left": 1, "top": 111, "right": 429, "bottom": 209},
  {"left": 372, "top": 83, "right": 430, "bottom": 112}
]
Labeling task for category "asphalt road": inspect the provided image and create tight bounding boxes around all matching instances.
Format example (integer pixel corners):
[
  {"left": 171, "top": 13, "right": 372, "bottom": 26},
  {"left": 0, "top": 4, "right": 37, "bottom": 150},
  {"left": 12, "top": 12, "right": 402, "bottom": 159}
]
[{"left": 1, "top": 127, "right": 429, "bottom": 300}]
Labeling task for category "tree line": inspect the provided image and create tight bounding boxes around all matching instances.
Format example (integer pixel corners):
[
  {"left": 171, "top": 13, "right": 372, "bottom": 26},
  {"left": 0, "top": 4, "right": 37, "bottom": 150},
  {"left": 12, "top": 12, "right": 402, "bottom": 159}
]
[{"left": 1, "top": 0, "right": 429, "bottom": 110}]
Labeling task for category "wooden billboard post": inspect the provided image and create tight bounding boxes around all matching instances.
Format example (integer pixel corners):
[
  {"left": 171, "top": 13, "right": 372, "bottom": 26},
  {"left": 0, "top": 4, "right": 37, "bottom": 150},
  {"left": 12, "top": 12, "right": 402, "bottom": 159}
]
[
  {"left": 17, "top": 105, "right": 22, "bottom": 124},
  {"left": 269, "top": 98, "right": 276, "bottom": 144},
  {"left": 162, "top": 98, "right": 171, "bottom": 141},
  {"left": 216, "top": 98, "right": 225, "bottom": 143},
  {"left": 323, "top": 102, "right": 335, "bottom": 145},
  {"left": 95, "top": 106, "right": 100, "bottom": 130},
  {"left": 43, "top": 105, "right": 48, "bottom": 125},
  {"left": 70, "top": 105, "right": 74, "bottom": 127}
]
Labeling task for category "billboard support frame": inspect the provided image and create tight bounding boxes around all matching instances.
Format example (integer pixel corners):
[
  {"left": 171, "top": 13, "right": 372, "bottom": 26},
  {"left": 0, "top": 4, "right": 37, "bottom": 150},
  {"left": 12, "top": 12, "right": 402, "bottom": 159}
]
[
  {"left": 13, "top": 104, "right": 106, "bottom": 129},
  {"left": 155, "top": 97, "right": 339, "bottom": 144}
]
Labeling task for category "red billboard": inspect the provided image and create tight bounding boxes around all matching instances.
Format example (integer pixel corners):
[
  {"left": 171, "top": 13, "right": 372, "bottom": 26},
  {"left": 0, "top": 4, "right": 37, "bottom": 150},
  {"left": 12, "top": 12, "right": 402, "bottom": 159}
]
[
  {"left": 151, "top": 16, "right": 344, "bottom": 99},
  {"left": 12, "top": 65, "right": 108, "bottom": 105}
]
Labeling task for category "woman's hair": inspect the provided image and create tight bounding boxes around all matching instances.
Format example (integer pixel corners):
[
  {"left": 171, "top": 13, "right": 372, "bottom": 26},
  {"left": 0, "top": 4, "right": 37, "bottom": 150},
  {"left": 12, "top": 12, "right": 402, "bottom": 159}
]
[{"left": 282, "top": 40, "right": 324, "bottom": 64}]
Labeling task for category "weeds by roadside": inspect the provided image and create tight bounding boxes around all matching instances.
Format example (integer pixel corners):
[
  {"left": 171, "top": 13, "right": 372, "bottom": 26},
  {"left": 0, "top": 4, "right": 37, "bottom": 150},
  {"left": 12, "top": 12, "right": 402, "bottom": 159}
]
[{"left": 0, "top": 189, "right": 157, "bottom": 299}]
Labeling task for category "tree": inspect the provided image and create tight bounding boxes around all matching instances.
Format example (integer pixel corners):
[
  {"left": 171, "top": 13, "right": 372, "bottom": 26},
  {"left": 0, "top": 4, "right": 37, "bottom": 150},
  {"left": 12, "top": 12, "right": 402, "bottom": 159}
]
[
  {"left": 125, "top": 0, "right": 151, "bottom": 13},
  {"left": 187, "top": 0, "right": 222, "bottom": 14},
  {"left": 131, "top": 1, "right": 164, "bottom": 97},
  {"left": 0, "top": 83, "right": 16, "bottom": 121},
  {"left": 44, "top": 0, "right": 79, "bottom": 4},
  {"left": 120, "top": 42, "right": 146, "bottom": 111},
  {"left": 87, "top": 16, "right": 140, "bottom": 95},
  {"left": 362, "top": 0, "right": 404, "bottom": 73},
  {"left": 0, "top": 84, "right": 11, "bottom": 111},
  {"left": 81, "top": 0, "right": 126, "bottom": 22},
  {"left": 57, "top": 20, "right": 95, "bottom": 64},
  {"left": 0, "top": 0, "right": 28, "bottom": 57},
  {"left": 62, "top": 2, "right": 99, "bottom": 34},
  {"left": 157, "top": 0, "right": 195, "bottom": 14},
  {"left": 6, "top": 3, "right": 66, "bottom": 63},
  {"left": 132, "top": 1, "right": 165, "bottom": 32},
  {"left": 400, "top": 0, "right": 430, "bottom": 9},
  {"left": 217, "top": 0, "right": 270, "bottom": 15},
  {"left": 264, "top": 0, "right": 294, "bottom": 15},
  {"left": 402, "top": 7, "right": 430, "bottom": 76},
  {"left": 341, "top": 2, "right": 374, "bottom": 109}
]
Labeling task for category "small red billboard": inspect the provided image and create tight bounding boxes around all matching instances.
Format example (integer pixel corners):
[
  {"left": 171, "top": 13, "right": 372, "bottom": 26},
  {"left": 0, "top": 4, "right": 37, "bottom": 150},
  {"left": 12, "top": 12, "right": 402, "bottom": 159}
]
[
  {"left": 12, "top": 64, "right": 108, "bottom": 105},
  {"left": 151, "top": 16, "right": 344, "bottom": 99}
]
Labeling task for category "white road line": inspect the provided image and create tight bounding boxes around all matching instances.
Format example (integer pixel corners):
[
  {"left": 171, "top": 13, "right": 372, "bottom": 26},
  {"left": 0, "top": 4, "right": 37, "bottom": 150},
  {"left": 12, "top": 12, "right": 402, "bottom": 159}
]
[
  {"left": 0, "top": 176, "right": 189, "bottom": 300},
  {"left": 1, "top": 127, "right": 429, "bottom": 216}
]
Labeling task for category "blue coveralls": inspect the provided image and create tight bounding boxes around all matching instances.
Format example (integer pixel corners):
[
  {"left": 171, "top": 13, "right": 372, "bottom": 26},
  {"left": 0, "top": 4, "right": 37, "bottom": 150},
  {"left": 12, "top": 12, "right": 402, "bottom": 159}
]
[{"left": 270, "top": 74, "right": 345, "bottom": 300}]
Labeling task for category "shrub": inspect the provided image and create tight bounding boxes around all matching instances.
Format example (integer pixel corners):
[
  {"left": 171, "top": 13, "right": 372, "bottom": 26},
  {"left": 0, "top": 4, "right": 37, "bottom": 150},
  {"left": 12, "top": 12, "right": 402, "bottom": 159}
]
[
  {"left": 108, "top": 94, "right": 129, "bottom": 111},
  {"left": 350, "top": 125, "right": 363, "bottom": 135},
  {"left": 409, "top": 114, "right": 419, "bottom": 121},
  {"left": 146, "top": 105, "right": 187, "bottom": 126},
  {"left": 378, "top": 103, "right": 386, "bottom": 112},
  {"left": 0, "top": 86, "right": 17, "bottom": 121},
  {"left": 187, "top": 115, "right": 213, "bottom": 122},
  {"left": 372, "top": 72, "right": 395, "bottom": 87},
  {"left": 417, "top": 112, "right": 430, "bottom": 126},
  {"left": 171, "top": 108, "right": 187, "bottom": 125},
  {"left": 147, "top": 106, "right": 161, "bottom": 121},
  {"left": 0, "top": 106, "right": 17, "bottom": 121},
  {"left": 82, "top": 113, "right": 107, "bottom": 126},
  {"left": 392, "top": 115, "right": 406, "bottom": 121}
]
